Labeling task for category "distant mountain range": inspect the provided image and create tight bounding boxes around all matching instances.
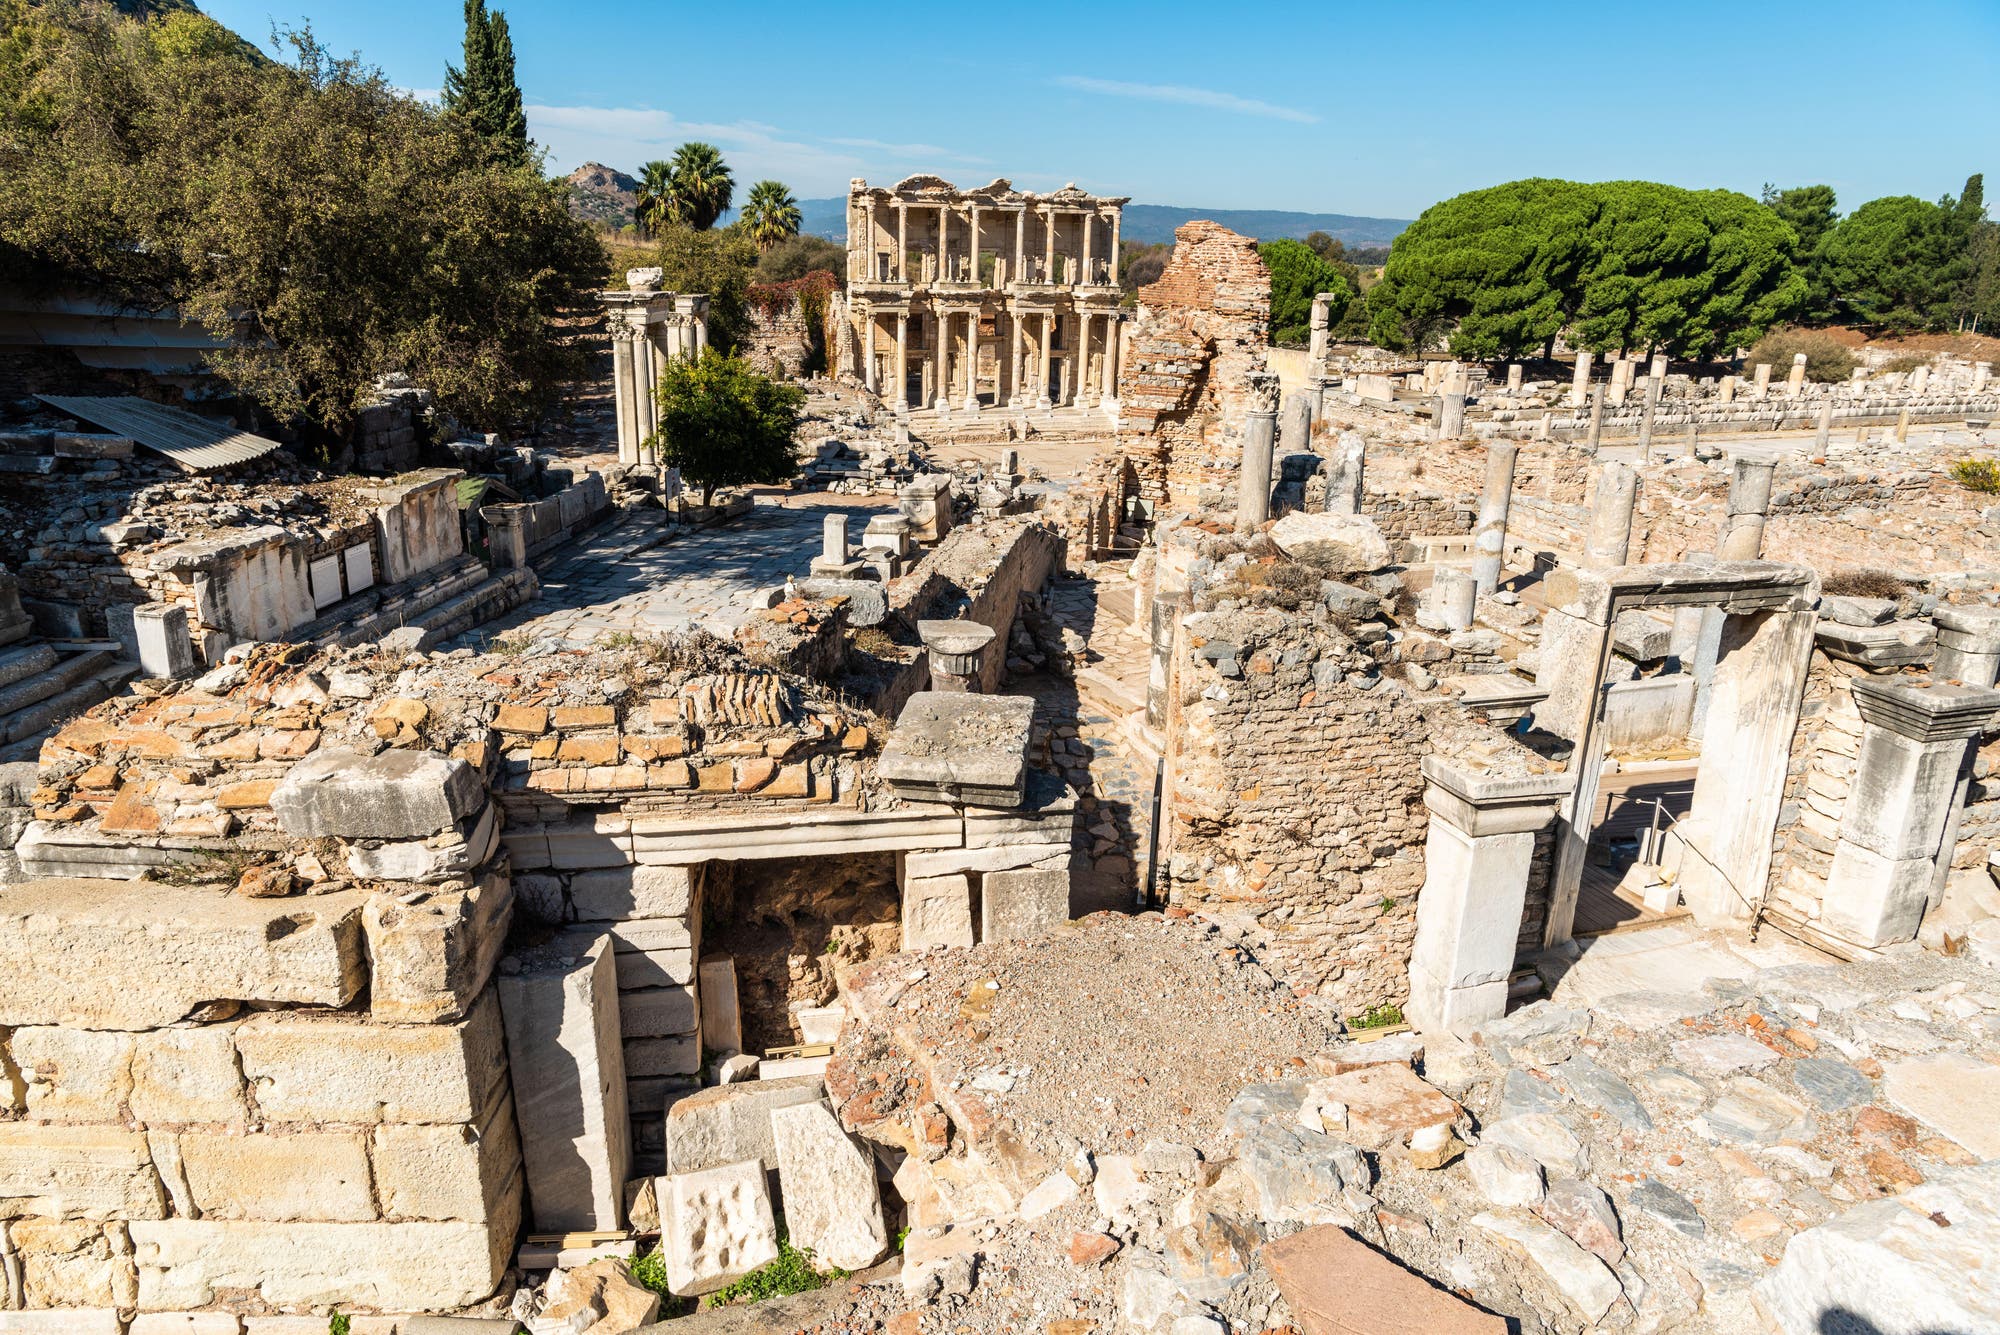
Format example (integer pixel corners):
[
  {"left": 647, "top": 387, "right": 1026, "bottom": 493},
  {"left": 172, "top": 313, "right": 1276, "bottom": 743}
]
[{"left": 563, "top": 172, "right": 1411, "bottom": 249}]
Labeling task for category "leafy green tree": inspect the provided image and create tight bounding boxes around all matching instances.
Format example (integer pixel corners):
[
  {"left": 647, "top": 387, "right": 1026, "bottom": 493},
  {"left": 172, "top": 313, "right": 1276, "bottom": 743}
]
[
  {"left": 1761, "top": 184, "right": 1838, "bottom": 320},
  {"left": 1945, "top": 173, "right": 1994, "bottom": 329},
  {"left": 0, "top": 7, "right": 604, "bottom": 439},
  {"left": 441, "top": 0, "right": 526, "bottom": 167},
  {"left": 742, "top": 179, "right": 801, "bottom": 251},
  {"left": 1820, "top": 195, "right": 1961, "bottom": 330},
  {"left": 653, "top": 221, "right": 758, "bottom": 350},
  {"left": 663, "top": 141, "right": 733, "bottom": 231},
  {"left": 649, "top": 350, "right": 804, "bottom": 505},
  {"left": 754, "top": 232, "right": 844, "bottom": 284},
  {"left": 1367, "top": 179, "right": 1598, "bottom": 358},
  {"left": 1256, "top": 238, "right": 1349, "bottom": 346}
]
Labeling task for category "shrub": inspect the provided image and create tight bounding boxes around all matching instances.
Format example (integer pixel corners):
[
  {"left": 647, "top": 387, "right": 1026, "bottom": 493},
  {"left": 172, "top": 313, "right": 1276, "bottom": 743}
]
[
  {"left": 1950, "top": 459, "right": 2000, "bottom": 494},
  {"left": 1743, "top": 328, "right": 1856, "bottom": 383},
  {"left": 1349, "top": 1002, "right": 1406, "bottom": 1030},
  {"left": 704, "top": 1231, "right": 844, "bottom": 1308},
  {"left": 1880, "top": 352, "right": 1927, "bottom": 374},
  {"left": 629, "top": 1247, "right": 671, "bottom": 1297},
  {"left": 649, "top": 350, "right": 805, "bottom": 506},
  {"left": 1820, "top": 567, "right": 1911, "bottom": 599}
]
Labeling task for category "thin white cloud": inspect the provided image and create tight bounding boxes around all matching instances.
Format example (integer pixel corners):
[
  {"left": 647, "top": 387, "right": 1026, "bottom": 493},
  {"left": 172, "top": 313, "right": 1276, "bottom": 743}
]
[
  {"left": 1053, "top": 75, "right": 1317, "bottom": 125},
  {"left": 525, "top": 104, "right": 864, "bottom": 191},
  {"left": 828, "top": 137, "right": 990, "bottom": 167},
  {"left": 398, "top": 86, "right": 443, "bottom": 104}
]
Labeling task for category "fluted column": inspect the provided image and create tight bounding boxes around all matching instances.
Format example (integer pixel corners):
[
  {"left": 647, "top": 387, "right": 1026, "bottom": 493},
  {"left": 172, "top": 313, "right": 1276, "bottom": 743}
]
[
  {"left": 963, "top": 311, "right": 981, "bottom": 412},
  {"left": 611, "top": 325, "right": 638, "bottom": 466},
  {"left": 863, "top": 312, "right": 878, "bottom": 393},
  {"left": 1009, "top": 308, "right": 1024, "bottom": 407},
  {"left": 895, "top": 312, "right": 909, "bottom": 409},
  {"left": 1082, "top": 212, "right": 1096, "bottom": 284},
  {"left": 1014, "top": 209, "right": 1025, "bottom": 282},
  {"left": 933, "top": 310, "right": 950, "bottom": 411},
  {"left": 1036, "top": 313, "right": 1052, "bottom": 409},
  {"left": 935, "top": 204, "right": 948, "bottom": 281},
  {"left": 896, "top": 203, "right": 908, "bottom": 281}
]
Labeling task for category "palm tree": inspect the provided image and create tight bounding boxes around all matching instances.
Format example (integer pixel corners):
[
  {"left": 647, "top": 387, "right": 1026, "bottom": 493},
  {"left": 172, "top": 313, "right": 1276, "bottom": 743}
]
[
  {"left": 664, "top": 142, "right": 733, "bottom": 231},
  {"left": 742, "top": 180, "right": 802, "bottom": 251},
  {"left": 635, "top": 159, "right": 675, "bottom": 235}
]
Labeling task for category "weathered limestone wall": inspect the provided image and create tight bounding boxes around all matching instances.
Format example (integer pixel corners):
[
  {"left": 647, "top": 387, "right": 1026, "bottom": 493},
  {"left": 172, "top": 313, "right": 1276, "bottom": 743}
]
[
  {"left": 882, "top": 516, "right": 1065, "bottom": 710},
  {"left": 1113, "top": 221, "right": 1271, "bottom": 513}
]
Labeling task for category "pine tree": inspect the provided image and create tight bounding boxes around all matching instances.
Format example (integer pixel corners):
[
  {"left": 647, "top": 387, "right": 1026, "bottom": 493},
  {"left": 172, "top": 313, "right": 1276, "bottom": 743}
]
[{"left": 441, "top": 0, "right": 528, "bottom": 167}]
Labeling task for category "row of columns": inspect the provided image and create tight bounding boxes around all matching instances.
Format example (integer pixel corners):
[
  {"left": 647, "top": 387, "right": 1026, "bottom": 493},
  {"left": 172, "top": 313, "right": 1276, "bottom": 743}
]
[
  {"left": 605, "top": 298, "right": 709, "bottom": 468},
  {"left": 855, "top": 199, "right": 1120, "bottom": 289},
  {"left": 858, "top": 306, "right": 1120, "bottom": 411}
]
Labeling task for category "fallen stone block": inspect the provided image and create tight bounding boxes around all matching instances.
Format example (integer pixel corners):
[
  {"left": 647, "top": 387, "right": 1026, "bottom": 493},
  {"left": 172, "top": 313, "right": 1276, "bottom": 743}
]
[
  {"left": 1268, "top": 512, "right": 1391, "bottom": 572},
  {"left": 344, "top": 802, "right": 498, "bottom": 884},
  {"left": 877, "top": 693, "right": 1033, "bottom": 808},
  {"left": 129, "top": 1218, "right": 511, "bottom": 1312},
  {"left": 1881, "top": 1053, "right": 2000, "bottom": 1159},
  {"left": 665, "top": 1075, "right": 824, "bottom": 1175},
  {"left": 660, "top": 1160, "right": 780, "bottom": 1297},
  {"left": 1471, "top": 1209, "right": 1621, "bottom": 1323},
  {"left": 363, "top": 872, "right": 513, "bottom": 1024},
  {"left": 1300, "top": 1063, "right": 1460, "bottom": 1154},
  {"left": 0, "top": 878, "right": 366, "bottom": 1030},
  {"left": 497, "top": 934, "right": 630, "bottom": 1233},
  {"left": 771, "top": 1101, "right": 889, "bottom": 1271},
  {"left": 980, "top": 866, "right": 1070, "bottom": 942},
  {"left": 234, "top": 991, "right": 505, "bottom": 1125},
  {"left": 535, "top": 1257, "right": 660, "bottom": 1332},
  {"left": 1261, "top": 1223, "right": 1505, "bottom": 1333},
  {"left": 1755, "top": 1162, "right": 2000, "bottom": 1335},
  {"left": 271, "top": 747, "right": 483, "bottom": 840}
]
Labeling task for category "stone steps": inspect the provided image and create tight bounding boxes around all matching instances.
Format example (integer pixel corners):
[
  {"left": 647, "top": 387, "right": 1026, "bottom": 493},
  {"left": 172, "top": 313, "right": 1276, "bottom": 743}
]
[
  {"left": 396, "top": 568, "right": 541, "bottom": 650},
  {"left": 0, "top": 652, "right": 135, "bottom": 751}
]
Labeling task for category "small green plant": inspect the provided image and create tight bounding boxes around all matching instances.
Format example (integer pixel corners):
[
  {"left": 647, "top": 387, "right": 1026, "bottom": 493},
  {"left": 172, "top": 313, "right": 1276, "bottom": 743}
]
[
  {"left": 1377, "top": 896, "right": 1398, "bottom": 914},
  {"left": 1349, "top": 1002, "right": 1406, "bottom": 1031},
  {"left": 630, "top": 1245, "right": 671, "bottom": 1298},
  {"left": 329, "top": 1316, "right": 352, "bottom": 1335},
  {"left": 703, "top": 1230, "right": 845, "bottom": 1308},
  {"left": 1951, "top": 459, "right": 2000, "bottom": 494},
  {"left": 895, "top": 1224, "right": 912, "bottom": 1252}
]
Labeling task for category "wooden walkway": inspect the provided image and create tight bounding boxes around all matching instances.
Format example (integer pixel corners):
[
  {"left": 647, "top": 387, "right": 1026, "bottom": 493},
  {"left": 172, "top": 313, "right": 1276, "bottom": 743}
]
[{"left": 1573, "top": 760, "right": 1699, "bottom": 937}]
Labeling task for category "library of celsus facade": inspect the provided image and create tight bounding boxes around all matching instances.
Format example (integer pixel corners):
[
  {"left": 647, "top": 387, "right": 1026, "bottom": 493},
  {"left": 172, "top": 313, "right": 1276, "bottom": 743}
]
[{"left": 835, "top": 176, "right": 1129, "bottom": 415}]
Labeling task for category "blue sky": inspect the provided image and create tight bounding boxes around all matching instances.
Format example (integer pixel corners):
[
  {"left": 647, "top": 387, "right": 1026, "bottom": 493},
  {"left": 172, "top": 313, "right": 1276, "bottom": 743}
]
[{"left": 200, "top": 0, "right": 1999, "bottom": 218}]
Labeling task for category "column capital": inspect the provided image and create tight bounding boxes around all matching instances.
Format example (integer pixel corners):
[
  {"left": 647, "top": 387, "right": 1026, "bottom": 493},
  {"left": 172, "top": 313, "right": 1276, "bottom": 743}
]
[
  {"left": 1850, "top": 676, "right": 2000, "bottom": 742},
  {"left": 1419, "top": 757, "right": 1573, "bottom": 837}
]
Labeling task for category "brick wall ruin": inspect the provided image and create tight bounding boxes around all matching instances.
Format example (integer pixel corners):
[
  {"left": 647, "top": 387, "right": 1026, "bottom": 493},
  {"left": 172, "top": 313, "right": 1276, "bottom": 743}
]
[{"left": 1113, "top": 221, "right": 1271, "bottom": 513}]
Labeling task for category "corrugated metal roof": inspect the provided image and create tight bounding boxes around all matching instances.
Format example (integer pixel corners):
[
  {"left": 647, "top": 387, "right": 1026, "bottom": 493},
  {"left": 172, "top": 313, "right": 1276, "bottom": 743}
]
[{"left": 36, "top": 396, "right": 283, "bottom": 472}]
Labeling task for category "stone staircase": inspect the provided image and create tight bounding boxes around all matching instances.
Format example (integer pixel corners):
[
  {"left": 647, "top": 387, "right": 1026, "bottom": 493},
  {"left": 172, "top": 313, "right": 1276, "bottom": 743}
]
[{"left": 0, "top": 643, "right": 138, "bottom": 760}]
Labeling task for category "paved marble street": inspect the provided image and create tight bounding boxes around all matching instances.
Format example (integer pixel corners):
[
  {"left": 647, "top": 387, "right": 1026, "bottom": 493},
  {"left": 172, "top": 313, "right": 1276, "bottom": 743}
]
[{"left": 453, "top": 497, "right": 888, "bottom": 649}]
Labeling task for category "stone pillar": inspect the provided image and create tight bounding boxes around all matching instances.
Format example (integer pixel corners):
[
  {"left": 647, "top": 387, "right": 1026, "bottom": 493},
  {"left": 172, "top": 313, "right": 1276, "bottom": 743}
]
[
  {"left": 1814, "top": 400, "right": 1834, "bottom": 450},
  {"left": 1719, "top": 374, "right": 1737, "bottom": 403},
  {"left": 919, "top": 620, "right": 996, "bottom": 693},
  {"left": 1786, "top": 352, "right": 1808, "bottom": 398},
  {"left": 1036, "top": 314, "right": 1053, "bottom": 409},
  {"left": 1325, "top": 429, "right": 1366, "bottom": 515},
  {"left": 1279, "top": 390, "right": 1313, "bottom": 458},
  {"left": 1432, "top": 568, "right": 1478, "bottom": 632},
  {"left": 936, "top": 203, "right": 949, "bottom": 278},
  {"left": 1109, "top": 210, "right": 1120, "bottom": 278},
  {"left": 1716, "top": 455, "right": 1777, "bottom": 561},
  {"left": 1308, "top": 293, "right": 1333, "bottom": 368},
  {"left": 1751, "top": 362, "right": 1772, "bottom": 400},
  {"left": 1636, "top": 374, "right": 1660, "bottom": 453},
  {"left": 1570, "top": 350, "right": 1592, "bottom": 407},
  {"left": 863, "top": 314, "right": 878, "bottom": 394},
  {"left": 1102, "top": 315, "right": 1121, "bottom": 412},
  {"left": 1471, "top": 442, "right": 1518, "bottom": 596},
  {"left": 896, "top": 203, "right": 908, "bottom": 280},
  {"left": 611, "top": 329, "right": 639, "bottom": 466},
  {"left": 1819, "top": 678, "right": 2000, "bottom": 949},
  {"left": 1008, "top": 311, "right": 1024, "bottom": 409},
  {"left": 895, "top": 313, "right": 909, "bottom": 411},
  {"left": 1506, "top": 363, "right": 1523, "bottom": 393},
  {"left": 1581, "top": 459, "right": 1639, "bottom": 568},
  {"left": 1082, "top": 212, "right": 1095, "bottom": 280},
  {"left": 963, "top": 311, "right": 981, "bottom": 412},
  {"left": 483, "top": 505, "right": 530, "bottom": 571},
  {"left": 1896, "top": 407, "right": 1911, "bottom": 442},
  {"left": 1586, "top": 383, "right": 1605, "bottom": 451},
  {"left": 815, "top": 514, "right": 849, "bottom": 568},
  {"left": 1935, "top": 605, "right": 2000, "bottom": 688},
  {"left": 1910, "top": 363, "right": 1930, "bottom": 395},
  {"left": 1649, "top": 353, "right": 1668, "bottom": 381},
  {"left": 134, "top": 602, "right": 194, "bottom": 679},
  {"left": 1236, "top": 375, "right": 1279, "bottom": 529},
  {"left": 1975, "top": 361, "right": 1992, "bottom": 394},
  {"left": 1043, "top": 207, "right": 1055, "bottom": 276},
  {"left": 933, "top": 312, "right": 951, "bottom": 411},
  {"left": 1406, "top": 759, "right": 1572, "bottom": 1033},
  {"left": 1437, "top": 388, "right": 1467, "bottom": 439},
  {"left": 634, "top": 331, "right": 658, "bottom": 453},
  {"left": 1146, "top": 591, "right": 1183, "bottom": 731}
]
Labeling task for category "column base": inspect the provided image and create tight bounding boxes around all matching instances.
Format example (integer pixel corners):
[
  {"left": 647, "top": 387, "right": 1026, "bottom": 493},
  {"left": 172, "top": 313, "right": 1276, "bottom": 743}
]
[
  {"left": 1405, "top": 964, "right": 1508, "bottom": 1035},
  {"left": 961, "top": 396, "right": 980, "bottom": 413}
]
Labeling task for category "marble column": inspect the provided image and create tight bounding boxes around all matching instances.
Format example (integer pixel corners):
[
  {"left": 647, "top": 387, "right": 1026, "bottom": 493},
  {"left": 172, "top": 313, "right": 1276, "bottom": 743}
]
[
  {"left": 1325, "top": 429, "right": 1366, "bottom": 515},
  {"left": 1014, "top": 209, "right": 1026, "bottom": 281},
  {"left": 611, "top": 326, "right": 638, "bottom": 466},
  {"left": 1308, "top": 294, "right": 1332, "bottom": 368},
  {"left": 1109, "top": 211, "right": 1121, "bottom": 278},
  {"left": 1582, "top": 459, "right": 1639, "bottom": 568},
  {"left": 897, "top": 204, "right": 908, "bottom": 281},
  {"left": 1146, "top": 591, "right": 1183, "bottom": 731},
  {"left": 963, "top": 311, "right": 981, "bottom": 412},
  {"left": 1819, "top": 677, "right": 2000, "bottom": 948},
  {"left": 1586, "top": 382, "right": 1606, "bottom": 451},
  {"left": 1009, "top": 309, "right": 1024, "bottom": 407},
  {"left": 1506, "top": 363, "right": 1523, "bottom": 393},
  {"left": 1751, "top": 362, "right": 1772, "bottom": 400},
  {"left": 1472, "top": 442, "right": 1518, "bottom": 596},
  {"left": 1716, "top": 455, "right": 1777, "bottom": 561},
  {"left": 1814, "top": 400, "right": 1834, "bottom": 450},
  {"left": 1719, "top": 375, "right": 1737, "bottom": 404},
  {"left": 935, "top": 203, "right": 949, "bottom": 280},
  {"left": 1044, "top": 208, "right": 1056, "bottom": 278},
  {"left": 1570, "top": 350, "right": 1593, "bottom": 407},
  {"left": 1082, "top": 213, "right": 1095, "bottom": 282},
  {"left": 1636, "top": 374, "right": 1660, "bottom": 453},
  {"left": 1102, "top": 315, "right": 1121, "bottom": 413},
  {"left": 1406, "top": 758, "right": 1573, "bottom": 1033},
  {"left": 1437, "top": 388, "right": 1467, "bottom": 439},
  {"left": 1974, "top": 361, "right": 1992, "bottom": 394},
  {"left": 1236, "top": 376, "right": 1279, "bottom": 529},
  {"left": 863, "top": 314, "right": 878, "bottom": 394},
  {"left": 1279, "top": 390, "right": 1312, "bottom": 457},
  {"left": 895, "top": 313, "right": 909, "bottom": 411},
  {"left": 967, "top": 204, "right": 980, "bottom": 283},
  {"left": 1786, "top": 352, "right": 1808, "bottom": 398},
  {"left": 1036, "top": 313, "right": 1052, "bottom": 409}
]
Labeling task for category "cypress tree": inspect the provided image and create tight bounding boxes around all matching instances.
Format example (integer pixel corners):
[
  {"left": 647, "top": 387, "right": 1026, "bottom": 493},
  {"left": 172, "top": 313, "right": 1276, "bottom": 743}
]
[{"left": 442, "top": 0, "right": 528, "bottom": 166}]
